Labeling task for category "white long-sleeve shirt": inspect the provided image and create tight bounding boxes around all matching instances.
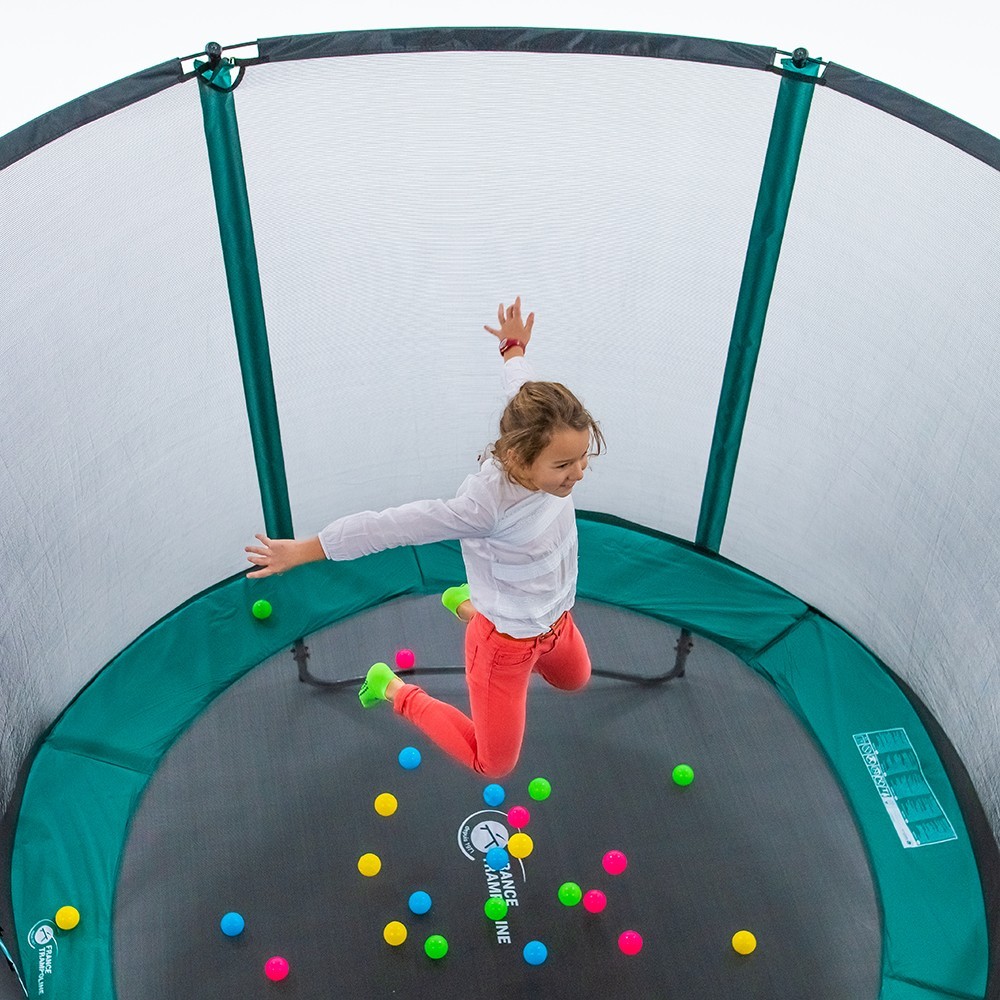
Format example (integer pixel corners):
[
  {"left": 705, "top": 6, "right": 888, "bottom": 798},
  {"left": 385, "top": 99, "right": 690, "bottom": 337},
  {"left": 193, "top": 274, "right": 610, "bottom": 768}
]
[{"left": 318, "top": 356, "right": 578, "bottom": 638}]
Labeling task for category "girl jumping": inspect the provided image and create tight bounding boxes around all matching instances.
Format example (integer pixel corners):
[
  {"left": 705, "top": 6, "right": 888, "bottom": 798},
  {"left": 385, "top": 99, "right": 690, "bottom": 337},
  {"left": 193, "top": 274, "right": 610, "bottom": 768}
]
[{"left": 245, "top": 296, "right": 604, "bottom": 777}]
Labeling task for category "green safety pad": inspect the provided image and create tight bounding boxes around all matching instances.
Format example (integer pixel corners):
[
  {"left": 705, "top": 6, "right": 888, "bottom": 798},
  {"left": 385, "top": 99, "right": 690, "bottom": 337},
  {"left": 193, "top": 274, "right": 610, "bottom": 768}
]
[
  {"left": 577, "top": 513, "right": 808, "bottom": 655},
  {"left": 10, "top": 519, "right": 989, "bottom": 999},
  {"left": 12, "top": 747, "right": 146, "bottom": 999},
  {"left": 753, "top": 615, "right": 987, "bottom": 999}
]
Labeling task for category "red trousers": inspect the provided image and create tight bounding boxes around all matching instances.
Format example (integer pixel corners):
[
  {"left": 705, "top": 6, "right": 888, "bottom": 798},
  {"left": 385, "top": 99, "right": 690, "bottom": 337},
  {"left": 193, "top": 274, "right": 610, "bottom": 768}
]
[{"left": 394, "top": 610, "right": 591, "bottom": 777}]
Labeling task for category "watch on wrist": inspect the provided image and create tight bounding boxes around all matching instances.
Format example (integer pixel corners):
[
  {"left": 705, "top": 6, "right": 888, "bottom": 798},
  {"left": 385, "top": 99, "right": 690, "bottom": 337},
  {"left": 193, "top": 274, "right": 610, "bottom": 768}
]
[{"left": 499, "top": 338, "right": 526, "bottom": 357}]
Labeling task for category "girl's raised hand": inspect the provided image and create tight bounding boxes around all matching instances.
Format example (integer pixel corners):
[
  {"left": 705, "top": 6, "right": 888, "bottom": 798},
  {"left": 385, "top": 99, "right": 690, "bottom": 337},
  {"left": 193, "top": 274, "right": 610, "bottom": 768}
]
[{"left": 484, "top": 295, "right": 534, "bottom": 345}]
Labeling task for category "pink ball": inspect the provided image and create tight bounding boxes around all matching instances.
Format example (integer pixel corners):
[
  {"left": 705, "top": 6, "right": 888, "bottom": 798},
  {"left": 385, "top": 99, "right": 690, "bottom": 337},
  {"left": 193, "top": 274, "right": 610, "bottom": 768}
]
[
  {"left": 602, "top": 850, "right": 628, "bottom": 875},
  {"left": 395, "top": 648, "right": 415, "bottom": 670},
  {"left": 507, "top": 805, "right": 530, "bottom": 829},
  {"left": 582, "top": 889, "right": 607, "bottom": 913},
  {"left": 264, "top": 956, "right": 289, "bottom": 981},
  {"left": 618, "top": 930, "right": 643, "bottom": 956}
]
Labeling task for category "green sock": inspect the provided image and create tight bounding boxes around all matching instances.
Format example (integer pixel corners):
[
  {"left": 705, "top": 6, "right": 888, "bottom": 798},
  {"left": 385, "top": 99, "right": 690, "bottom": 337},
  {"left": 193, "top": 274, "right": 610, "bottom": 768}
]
[
  {"left": 359, "top": 662, "right": 396, "bottom": 708},
  {"left": 441, "top": 583, "right": 471, "bottom": 617}
]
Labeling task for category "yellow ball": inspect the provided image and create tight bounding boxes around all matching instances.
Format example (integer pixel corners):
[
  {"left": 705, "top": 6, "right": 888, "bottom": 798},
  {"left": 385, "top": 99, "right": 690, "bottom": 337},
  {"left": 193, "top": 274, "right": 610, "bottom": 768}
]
[
  {"left": 55, "top": 906, "right": 80, "bottom": 931},
  {"left": 358, "top": 852, "right": 382, "bottom": 877},
  {"left": 732, "top": 930, "right": 757, "bottom": 955},
  {"left": 507, "top": 832, "right": 534, "bottom": 859},
  {"left": 383, "top": 920, "right": 407, "bottom": 946},
  {"left": 374, "top": 793, "right": 398, "bottom": 817}
]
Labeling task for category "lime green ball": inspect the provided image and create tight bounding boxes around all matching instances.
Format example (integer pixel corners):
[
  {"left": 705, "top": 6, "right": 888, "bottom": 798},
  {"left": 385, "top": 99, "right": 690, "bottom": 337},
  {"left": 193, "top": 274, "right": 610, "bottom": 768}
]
[
  {"left": 528, "top": 777, "right": 551, "bottom": 801},
  {"left": 484, "top": 898, "right": 508, "bottom": 921},
  {"left": 251, "top": 599, "right": 272, "bottom": 620},
  {"left": 672, "top": 763, "right": 695, "bottom": 786},
  {"left": 557, "top": 882, "right": 582, "bottom": 906},
  {"left": 424, "top": 934, "right": 449, "bottom": 960}
]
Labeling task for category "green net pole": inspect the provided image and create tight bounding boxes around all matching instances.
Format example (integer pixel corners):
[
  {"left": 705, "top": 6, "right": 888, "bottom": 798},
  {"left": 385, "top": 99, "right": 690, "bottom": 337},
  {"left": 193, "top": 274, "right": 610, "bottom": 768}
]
[
  {"left": 197, "top": 62, "right": 294, "bottom": 540},
  {"left": 696, "top": 57, "right": 820, "bottom": 553}
]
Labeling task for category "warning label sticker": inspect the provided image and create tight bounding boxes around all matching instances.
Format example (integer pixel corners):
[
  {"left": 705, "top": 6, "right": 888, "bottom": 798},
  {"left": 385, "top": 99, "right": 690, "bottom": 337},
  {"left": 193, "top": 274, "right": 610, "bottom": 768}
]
[{"left": 853, "top": 728, "right": 957, "bottom": 848}]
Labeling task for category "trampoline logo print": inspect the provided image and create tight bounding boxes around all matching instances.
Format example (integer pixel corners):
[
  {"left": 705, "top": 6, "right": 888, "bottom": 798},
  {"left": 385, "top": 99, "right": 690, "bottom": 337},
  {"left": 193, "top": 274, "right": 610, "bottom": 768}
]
[
  {"left": 26, "top": 920, "right": 58, "bottom": 995},
  {"left": 457, "top": 809, "right": 525, "bottom": 945}
]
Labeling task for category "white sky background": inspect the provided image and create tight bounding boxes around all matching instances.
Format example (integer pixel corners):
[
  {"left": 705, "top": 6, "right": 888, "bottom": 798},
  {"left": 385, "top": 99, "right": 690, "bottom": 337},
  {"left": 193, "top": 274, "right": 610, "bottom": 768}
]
[{"left": 3, "top": 0, "right": 999, "bottom": 141}]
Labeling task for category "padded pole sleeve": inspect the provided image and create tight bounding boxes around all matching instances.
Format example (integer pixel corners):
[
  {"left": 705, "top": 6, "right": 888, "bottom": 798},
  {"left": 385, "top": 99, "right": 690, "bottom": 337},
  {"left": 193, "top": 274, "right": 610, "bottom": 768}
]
[
  {"left": 197, "top": 66, "right": 294, "bottom": 540},
  {"left": 696, "top": 59, "right": 818, "bottom": 553}
]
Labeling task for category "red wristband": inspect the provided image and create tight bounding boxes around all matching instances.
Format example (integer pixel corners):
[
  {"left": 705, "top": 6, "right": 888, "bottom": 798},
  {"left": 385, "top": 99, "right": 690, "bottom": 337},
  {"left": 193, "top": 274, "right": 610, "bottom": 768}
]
[{"left": 499, "top": 338, "right": 526, "bottom": 357}]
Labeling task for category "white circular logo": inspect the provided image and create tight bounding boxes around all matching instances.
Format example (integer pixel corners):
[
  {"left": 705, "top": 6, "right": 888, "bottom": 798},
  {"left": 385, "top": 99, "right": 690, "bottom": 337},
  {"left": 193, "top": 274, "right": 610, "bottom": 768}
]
[
  {"left": 32, "top": 925, "right": 54, "bottom": 947},
  {"left": 469, "top": 819, "right": 509, "bottom": 854}
]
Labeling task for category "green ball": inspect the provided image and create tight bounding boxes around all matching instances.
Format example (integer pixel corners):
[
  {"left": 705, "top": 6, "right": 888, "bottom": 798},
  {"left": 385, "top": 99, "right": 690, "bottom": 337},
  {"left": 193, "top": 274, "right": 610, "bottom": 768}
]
[
  {"left": 484, "top": 898, "right": 508, "bottom": 921},
  {"left": 557, "top": 882, "right": 582, "bottom": 907},
  {"left": 672, "top": 763, "right": 694, "bottom": 786},
  {"left": 528, "top": 777, "right": 551, "bottom": 801},
  {"left": 424, "top": 934, "right": 449, "bottom": 960},
  {"left": 251, "top": 599, "right": 272, "bottom": 620}
]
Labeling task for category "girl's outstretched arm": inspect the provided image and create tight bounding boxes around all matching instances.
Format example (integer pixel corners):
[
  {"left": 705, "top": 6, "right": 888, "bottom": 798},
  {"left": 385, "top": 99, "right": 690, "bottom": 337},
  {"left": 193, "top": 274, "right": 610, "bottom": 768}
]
[{"left": 246, "top": 489, "right": 497, "bottom": 579}]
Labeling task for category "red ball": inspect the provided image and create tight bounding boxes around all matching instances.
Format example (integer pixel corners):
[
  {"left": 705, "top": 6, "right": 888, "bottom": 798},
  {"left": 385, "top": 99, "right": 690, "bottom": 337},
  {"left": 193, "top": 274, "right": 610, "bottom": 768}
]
[
  {"left": 395, "top": 648, "right": 416, "bottom": 670},
  {"left": 583, "top": 889, "right": 607, "bottom": 913},
  {"left": 507, "top": 805, "right": 530, "bottom": 829},
  {"left": 602, "top": 850, "right": 628, "bottom": 875},
  {"left": 618, "top": 930, "right": 643, "bottom": 956},
  {"left": 264, "top": 956, "right": 289, "bottom": 981}
]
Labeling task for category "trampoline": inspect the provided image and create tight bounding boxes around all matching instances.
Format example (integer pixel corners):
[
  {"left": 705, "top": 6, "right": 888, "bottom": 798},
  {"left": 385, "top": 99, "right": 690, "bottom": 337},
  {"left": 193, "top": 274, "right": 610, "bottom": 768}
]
[{"left": 1, "top": 26, "right": 998, "bottom": 1000}]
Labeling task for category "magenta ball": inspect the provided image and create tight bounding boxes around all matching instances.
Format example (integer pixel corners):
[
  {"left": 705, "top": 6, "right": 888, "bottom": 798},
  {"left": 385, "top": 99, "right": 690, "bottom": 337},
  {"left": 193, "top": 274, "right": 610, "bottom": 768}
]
[
  {"left": 602, "top": 850, "right": 628, "bottom": 875},
  {"left": 264, "top": 956, "right": 289, "bottom": 981},
  {"left": 583, "top": 889, "right": 607, "bottom": 913},
  {"left": 507, "top": 806, "right": 530, "bottom": 829},
  {"left": 395, "top": 648, "right": 415, "bottom": 670},
  {"left": 618, "top": 930, "right": 643, "bottom": 956}
]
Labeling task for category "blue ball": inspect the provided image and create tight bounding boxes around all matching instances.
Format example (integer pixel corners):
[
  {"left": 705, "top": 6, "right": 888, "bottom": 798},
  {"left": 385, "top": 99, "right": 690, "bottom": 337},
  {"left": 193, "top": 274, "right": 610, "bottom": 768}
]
[
  {"left": 483, "top": 783, "right": 506, "bottom": 807},
  {"left": 220, "top": 912, "right": 244, "bottom": 937},
  {"left": 398, "top": 746, "right": 421, "bottom": 770},
  {"left": 408, "top": 890, "right": 432, "bottom": 915},
  {"left": 523, "top": 940, "right": 548, "bottom": 965},
  {"left": 485, "top": 847, "right": 509, "bottom": 871}
]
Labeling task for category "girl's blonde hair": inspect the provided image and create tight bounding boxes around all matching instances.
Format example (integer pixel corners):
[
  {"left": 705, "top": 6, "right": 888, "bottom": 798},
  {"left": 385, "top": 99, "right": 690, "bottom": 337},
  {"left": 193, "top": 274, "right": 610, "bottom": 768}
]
[{"left": 488, "top": 381, "right": 605, "bottom": 482}]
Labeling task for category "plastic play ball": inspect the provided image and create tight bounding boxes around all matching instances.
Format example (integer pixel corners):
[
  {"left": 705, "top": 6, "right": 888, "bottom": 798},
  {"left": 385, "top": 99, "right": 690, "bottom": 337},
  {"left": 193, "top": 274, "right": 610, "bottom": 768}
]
[
  {"left": 557, "top": 882, "right": 582, "bottom": 906},
  {"left": 507, "top": 805, "right": 530, "bottom": 828},
  {"left": 528, "top": 777, "right": 552, "bottom": 801},
  {"left": 582, "top": 890, "right": 607, "bottom": 914},
  {"left": 398, "top": 747, "right": 422, "bottom": 770},
  {"left": 264, "top": 956, "right": 289, "bottom": 981},
  {"left": 484, "top": 898, "right": 508, "bottom": 921},
  {"left": 523, "top": 940, "right": 548, "bottom": 966},
  {"left": 374, "top": 793, "right": 398, "bottom": 817},
  {"left": 358, "top": 852, "right": 382, "bottom": 877},
  {"left": 618, "top": 930, "right": 643, "bottom": 956},
  {"left": 219, "top": 911, "right": 244, "bottom": 937},
  {"left": 424, "top": 934, "right": 449, "bottom": 960},
  {"left": 485, "top": 847, "right": 509, "bottom": 871},
  {"left": 732, "top": 930, "right": 757, "bottom": 955},
  {"left": 408, "top": 891, "right": 432, "bottom": 915},
  {"left": 251, "top": 599, "right": 272, "bottom": 620},
  {"left": 507, "top": 832, "right": 534, "bottom": 859},
  {"left": 672, "top": 763, "right": 695, "bottom": 786},
  {"left": 602, "top": 850, "right": 628, "bottom": 875},
  {"left": 55, "top": 906, "right": 80, "bottom": 931},
  {"left": 383, "top": 921, "right": 408, "bottom": 946},
  {"left": 483, "top": 783, "right": 506, "bottom": 807},
  {"left": 395, "top": 648, "right": 416, "bottom": 670}
]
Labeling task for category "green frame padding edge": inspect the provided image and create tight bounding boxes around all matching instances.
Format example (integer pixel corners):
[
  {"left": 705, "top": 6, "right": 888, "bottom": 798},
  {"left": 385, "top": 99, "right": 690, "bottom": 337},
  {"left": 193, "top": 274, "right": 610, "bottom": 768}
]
[{"left": 11, "top": 517, "right": 988, "bottom": 999}]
